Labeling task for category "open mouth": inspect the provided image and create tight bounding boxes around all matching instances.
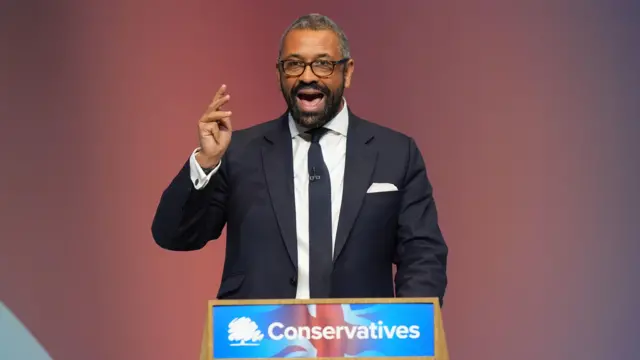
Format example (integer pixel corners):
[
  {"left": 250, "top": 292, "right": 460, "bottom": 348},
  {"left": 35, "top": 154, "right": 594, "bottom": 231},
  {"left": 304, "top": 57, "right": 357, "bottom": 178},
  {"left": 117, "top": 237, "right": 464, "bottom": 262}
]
[{"left": 295, "top": 89, "right": 326, "bottom": 112}]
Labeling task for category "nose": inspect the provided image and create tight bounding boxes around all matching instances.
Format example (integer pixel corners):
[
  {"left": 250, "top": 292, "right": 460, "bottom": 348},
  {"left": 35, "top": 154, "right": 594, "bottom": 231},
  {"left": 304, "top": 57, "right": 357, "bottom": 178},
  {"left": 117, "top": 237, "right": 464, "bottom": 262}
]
[{"left": 299, "top": 63, "right": 319, "bottom": 82}]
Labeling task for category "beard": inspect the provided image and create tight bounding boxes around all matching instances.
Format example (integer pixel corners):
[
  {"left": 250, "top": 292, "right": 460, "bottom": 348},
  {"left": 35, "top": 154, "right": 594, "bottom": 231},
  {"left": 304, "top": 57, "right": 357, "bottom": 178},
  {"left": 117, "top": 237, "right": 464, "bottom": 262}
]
[{"left": 281, "top": 77, "right": 345, "bottom": 128}]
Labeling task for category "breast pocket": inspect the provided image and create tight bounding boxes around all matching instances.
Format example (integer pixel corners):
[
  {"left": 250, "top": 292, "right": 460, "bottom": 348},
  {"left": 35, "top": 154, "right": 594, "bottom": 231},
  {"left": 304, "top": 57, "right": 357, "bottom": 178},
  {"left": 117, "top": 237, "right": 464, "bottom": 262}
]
[
  {"left": 361, "top": 190, "right": 403, "bottom": 220},
  {"left": 356, "top": 190, "right": 404, "bottom": 255}
]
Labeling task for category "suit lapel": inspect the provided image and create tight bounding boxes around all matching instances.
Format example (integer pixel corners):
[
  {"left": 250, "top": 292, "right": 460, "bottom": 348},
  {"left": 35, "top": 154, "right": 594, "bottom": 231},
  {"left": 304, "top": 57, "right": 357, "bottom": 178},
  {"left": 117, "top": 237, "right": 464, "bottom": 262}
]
[
  {"left": 261, "top": 114, "right": 298, "bottom": 269},
  {"left": 334, "top": 113, "right": 377, "bottom": 261}
]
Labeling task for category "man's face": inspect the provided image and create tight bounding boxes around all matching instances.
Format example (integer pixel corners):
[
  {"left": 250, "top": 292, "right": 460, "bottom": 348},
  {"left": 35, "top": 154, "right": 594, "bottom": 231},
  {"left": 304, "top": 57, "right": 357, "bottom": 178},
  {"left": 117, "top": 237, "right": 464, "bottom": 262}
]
[{"left": 278, "top": 29, "right": 354, "bottom": 128}]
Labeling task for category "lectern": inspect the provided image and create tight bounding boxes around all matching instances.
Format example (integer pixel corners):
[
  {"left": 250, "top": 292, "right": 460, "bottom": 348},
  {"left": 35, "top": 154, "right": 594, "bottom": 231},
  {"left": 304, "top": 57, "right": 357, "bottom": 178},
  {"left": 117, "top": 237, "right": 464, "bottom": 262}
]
[{"left": 199, "top": 298, "right": 449, "bottom": 359}]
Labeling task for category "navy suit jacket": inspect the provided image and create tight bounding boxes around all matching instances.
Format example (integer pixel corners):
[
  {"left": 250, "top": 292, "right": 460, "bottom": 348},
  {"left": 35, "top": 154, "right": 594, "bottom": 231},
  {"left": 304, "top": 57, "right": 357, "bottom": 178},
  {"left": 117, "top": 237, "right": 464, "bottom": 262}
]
[{"left": 151, "top": 110, "right": 448, "bottom": 304}]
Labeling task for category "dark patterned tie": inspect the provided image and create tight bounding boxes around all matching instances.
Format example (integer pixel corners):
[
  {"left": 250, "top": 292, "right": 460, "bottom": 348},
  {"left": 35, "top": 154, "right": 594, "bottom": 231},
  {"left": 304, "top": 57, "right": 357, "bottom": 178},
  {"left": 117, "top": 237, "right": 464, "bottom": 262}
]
[{"left": 307, "top": 127, "right": 332, "bottom": 298}]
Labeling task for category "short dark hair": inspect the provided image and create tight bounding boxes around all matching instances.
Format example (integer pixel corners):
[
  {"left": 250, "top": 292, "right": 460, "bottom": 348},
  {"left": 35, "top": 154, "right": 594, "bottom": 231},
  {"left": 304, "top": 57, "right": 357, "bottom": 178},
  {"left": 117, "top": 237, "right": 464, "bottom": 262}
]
[{"left": 278, "top": 13, "right": 351, "bottom": 60}]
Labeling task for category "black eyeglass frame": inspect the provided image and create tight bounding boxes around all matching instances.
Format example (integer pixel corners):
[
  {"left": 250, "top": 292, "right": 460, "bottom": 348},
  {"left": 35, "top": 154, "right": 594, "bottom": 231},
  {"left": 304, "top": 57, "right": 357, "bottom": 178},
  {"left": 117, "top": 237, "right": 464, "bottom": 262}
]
[{"left": 277, "top": 58, "right": 350, "bottom": 78}]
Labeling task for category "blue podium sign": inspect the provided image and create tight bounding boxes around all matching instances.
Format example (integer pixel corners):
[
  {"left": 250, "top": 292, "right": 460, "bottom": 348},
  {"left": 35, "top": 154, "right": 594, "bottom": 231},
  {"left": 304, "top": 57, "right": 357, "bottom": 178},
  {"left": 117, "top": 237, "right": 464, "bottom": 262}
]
[{"left": 205, "top": 299, "right": 444, "bottom": 359}]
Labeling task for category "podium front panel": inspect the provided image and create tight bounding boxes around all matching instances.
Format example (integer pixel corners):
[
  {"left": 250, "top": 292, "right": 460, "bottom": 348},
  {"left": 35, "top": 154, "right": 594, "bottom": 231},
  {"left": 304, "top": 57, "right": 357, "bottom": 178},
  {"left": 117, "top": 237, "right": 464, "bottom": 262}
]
[{"left": 208, "top": 300, "right": 436, "bottom": 359}]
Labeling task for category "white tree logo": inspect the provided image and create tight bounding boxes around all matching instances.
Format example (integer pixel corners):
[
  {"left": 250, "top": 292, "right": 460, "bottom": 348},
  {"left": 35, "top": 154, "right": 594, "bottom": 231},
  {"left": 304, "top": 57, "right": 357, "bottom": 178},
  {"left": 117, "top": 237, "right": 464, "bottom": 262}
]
[{"left": 228, "top": 317, "right": 264, "bottom": 346}]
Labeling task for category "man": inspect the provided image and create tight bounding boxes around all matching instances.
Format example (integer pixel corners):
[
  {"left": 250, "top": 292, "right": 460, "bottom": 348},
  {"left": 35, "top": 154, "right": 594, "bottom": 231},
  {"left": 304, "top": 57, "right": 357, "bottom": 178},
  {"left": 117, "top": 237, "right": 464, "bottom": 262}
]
[{"left": 151, "top": 14, "right": 448, "bottom": 304}]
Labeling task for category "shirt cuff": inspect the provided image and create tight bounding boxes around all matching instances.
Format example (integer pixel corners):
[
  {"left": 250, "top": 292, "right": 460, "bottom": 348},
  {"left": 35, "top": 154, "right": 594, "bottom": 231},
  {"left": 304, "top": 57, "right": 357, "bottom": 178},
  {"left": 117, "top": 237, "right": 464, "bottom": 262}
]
[{"left": 189, "top": 148, "right": 221, "bottom": 190}]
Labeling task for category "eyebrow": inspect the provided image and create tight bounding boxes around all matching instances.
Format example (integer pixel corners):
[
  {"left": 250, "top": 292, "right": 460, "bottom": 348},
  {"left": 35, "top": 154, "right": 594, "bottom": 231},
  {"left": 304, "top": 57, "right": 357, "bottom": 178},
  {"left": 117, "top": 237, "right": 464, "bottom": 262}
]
[{"left": 284, "top": 53, "right": 333, "bottom": 60}]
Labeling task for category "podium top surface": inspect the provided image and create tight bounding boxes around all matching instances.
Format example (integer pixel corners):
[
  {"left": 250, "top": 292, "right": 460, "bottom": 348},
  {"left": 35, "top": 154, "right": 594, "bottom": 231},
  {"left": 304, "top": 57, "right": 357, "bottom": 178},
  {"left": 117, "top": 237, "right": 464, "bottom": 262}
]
[{"left": 209, "top": 297, "right": 441, "bottom": 306}]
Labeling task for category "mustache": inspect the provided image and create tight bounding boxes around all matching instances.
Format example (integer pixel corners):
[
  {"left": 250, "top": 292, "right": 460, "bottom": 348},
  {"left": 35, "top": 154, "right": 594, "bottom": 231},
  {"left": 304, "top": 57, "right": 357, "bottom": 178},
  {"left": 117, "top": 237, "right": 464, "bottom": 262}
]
[{"left": 291, "top": 82, "right": 330, "bottom": 97}]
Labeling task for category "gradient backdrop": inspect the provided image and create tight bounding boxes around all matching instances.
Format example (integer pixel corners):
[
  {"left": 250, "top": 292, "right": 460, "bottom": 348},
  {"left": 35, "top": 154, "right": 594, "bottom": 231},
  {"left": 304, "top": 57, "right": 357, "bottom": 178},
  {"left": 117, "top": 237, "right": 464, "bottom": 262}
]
[{"left": 1, "top": 1, "right": 639, "bottom": 359}]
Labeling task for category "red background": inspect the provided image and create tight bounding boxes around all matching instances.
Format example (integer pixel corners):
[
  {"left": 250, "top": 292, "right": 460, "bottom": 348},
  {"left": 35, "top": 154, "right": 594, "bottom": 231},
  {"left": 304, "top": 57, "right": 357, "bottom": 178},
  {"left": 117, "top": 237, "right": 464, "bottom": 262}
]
[{"left": 1, "top": 1, "right": 638, "bottom": 359}]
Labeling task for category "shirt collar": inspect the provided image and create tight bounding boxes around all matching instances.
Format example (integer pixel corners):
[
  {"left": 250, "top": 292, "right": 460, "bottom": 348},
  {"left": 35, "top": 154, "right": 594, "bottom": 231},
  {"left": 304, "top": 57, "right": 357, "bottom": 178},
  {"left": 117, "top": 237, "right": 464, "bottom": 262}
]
[{"left": 288, "top": 97, "right": 349, "bottom": 139}]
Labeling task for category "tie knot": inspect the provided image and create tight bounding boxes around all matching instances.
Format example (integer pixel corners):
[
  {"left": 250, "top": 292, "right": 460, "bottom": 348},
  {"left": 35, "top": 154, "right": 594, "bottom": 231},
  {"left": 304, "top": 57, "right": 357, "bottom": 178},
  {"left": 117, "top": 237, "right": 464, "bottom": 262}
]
[{"left": 307, "top": 127, "right": 330, "bottom": 143}]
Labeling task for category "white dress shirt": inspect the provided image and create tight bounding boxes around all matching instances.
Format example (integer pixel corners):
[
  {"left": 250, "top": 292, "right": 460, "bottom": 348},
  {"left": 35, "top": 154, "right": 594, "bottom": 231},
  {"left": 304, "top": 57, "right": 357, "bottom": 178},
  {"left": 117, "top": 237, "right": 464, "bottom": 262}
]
[{"left": 189, "top": 100, "right": 349, "bottom": 299}]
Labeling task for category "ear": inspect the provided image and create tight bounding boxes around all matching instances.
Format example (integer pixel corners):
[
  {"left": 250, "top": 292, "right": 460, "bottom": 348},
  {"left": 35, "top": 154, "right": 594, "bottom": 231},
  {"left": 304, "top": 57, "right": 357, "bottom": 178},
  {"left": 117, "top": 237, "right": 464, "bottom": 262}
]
[{"left": 344, "top": 59, "right": 355, "bottom": 89}]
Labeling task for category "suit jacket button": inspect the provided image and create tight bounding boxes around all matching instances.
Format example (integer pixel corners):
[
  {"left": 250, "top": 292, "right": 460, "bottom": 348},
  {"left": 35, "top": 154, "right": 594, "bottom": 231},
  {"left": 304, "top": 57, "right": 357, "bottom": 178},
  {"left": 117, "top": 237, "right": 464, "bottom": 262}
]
[{"left": 290, "top": 277, "right": 297, "bottom": 286}]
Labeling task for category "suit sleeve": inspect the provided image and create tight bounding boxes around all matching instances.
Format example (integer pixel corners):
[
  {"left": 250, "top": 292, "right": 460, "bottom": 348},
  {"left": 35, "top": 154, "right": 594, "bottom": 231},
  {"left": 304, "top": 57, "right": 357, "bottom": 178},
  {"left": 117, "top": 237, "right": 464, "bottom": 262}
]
[
  {"left": 150, "top": 150, "right": 229, "bottom": 251},
  {"left": 394, "top": 138, "right": 448, "bottom": 305}
]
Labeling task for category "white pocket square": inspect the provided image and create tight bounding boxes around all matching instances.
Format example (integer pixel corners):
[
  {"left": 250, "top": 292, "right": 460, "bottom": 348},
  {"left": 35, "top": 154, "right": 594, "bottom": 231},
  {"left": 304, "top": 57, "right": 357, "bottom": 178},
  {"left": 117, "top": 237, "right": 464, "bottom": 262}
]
[{"left": 366, "top": 182, "right": 398, "bottom": 193}]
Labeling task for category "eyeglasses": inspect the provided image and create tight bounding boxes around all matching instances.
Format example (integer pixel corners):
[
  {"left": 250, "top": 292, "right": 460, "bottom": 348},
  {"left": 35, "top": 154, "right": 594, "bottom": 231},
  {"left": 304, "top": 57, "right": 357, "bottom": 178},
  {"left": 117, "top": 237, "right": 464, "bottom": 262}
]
[{"left": 278, "top": 58, "right": 350, "bottom": 77}]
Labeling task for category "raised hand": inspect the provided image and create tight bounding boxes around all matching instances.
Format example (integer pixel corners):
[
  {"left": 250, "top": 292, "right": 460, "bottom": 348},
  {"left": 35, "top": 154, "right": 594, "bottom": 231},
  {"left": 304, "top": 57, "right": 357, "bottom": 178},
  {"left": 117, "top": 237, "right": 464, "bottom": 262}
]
[{"left": 196, "top": 84, "right": 233, "bottom": 168}]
